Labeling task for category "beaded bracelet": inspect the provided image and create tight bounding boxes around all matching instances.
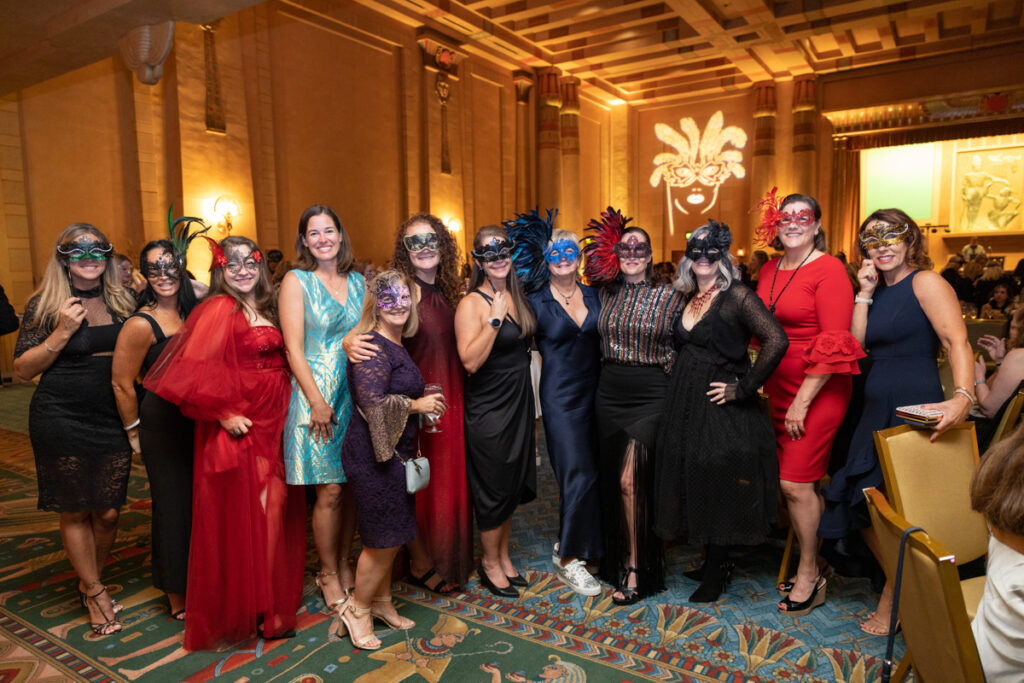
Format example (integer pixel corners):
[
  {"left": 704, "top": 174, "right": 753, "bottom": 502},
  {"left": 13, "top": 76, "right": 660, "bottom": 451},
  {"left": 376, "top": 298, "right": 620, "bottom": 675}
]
[
  {"left": 953, "top": 387, "right": 977, "bottom": 407},
  {"left": 123, "top": 418, "right": 141, "bottom": 431}
]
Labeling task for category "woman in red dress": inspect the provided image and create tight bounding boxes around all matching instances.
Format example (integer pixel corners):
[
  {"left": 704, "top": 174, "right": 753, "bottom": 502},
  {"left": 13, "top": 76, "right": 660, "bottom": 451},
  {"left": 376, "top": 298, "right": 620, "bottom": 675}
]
[
  {"left": 755, "top": 192, "right": 863, "bottom": 617},
  {"left": 345, "top": 213, "right": 471, "bottom": 589},
  {"left": 145, "top": 236, "right": 306, "bottom": 650}
]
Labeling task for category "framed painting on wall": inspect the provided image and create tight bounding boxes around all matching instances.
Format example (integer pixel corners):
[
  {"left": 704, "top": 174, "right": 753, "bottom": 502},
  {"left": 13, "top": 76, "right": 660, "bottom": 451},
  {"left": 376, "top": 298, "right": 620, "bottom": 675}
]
[{"left": 952, "top": 145, "right": 1023, "bottom": 232}]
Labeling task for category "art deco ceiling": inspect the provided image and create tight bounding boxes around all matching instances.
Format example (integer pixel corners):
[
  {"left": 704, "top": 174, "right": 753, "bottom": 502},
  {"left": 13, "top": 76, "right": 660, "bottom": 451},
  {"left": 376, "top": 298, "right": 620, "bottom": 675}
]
[{"left": 360, "top": 0, "right": 1024, "bottom": 104}]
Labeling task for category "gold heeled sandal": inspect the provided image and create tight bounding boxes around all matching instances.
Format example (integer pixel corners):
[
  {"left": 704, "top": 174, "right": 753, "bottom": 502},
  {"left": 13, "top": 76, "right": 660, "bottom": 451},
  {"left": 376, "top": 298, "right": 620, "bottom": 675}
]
[
  {"left": 370, "top": 595, "right": 415, "bottom": 630},
  {"left": 337, "top": 602, "right": 382, "bottom": 650},
  {"left": 315, "top": 570, "right": 349, "bottom": 616}
]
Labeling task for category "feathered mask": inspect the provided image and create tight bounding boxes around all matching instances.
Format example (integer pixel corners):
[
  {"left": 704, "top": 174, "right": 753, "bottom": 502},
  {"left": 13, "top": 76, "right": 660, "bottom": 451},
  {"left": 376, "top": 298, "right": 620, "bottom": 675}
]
[
  {"left": 582, "top": 207, "right": 632, "bottom": 285},
  {"left": 750, "top": 186, "right": 781, "bottom": 246},
  {"left": 203, "top": 236, "right": 227, "bottom": 270},
  {"left": 685, "top": 220, "right": 732, "bottom": 263},
  {"left": 166, "top": 204, "right": 211, "bottom": 271},
  {"left": 504, "top": 208, "right": 557, "bottom": 293}
]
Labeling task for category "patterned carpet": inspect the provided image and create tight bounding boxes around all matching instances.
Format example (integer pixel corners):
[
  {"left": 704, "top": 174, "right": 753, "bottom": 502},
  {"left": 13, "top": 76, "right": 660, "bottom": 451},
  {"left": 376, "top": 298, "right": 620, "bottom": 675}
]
[{"left": 0, "top": 383, "right": 904, "bottom": 682}]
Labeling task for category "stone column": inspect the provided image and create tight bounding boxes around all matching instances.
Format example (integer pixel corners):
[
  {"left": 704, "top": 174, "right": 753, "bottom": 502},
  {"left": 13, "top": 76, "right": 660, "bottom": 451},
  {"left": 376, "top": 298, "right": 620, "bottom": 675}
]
[
  {"left": 535, "top": 67, "right": 562, "bottom": 215},
  {"left": 559, "top": 76, "right": 582, "bottom": 232},
  {"left": 750, "top": 81, "right": 777, "bottom": 244},
  {"left": 513, "top": 71, "right": 533, "bottom": 210},
  {"left": 792, "top": 74, "right": 818, "bottom": 197}
]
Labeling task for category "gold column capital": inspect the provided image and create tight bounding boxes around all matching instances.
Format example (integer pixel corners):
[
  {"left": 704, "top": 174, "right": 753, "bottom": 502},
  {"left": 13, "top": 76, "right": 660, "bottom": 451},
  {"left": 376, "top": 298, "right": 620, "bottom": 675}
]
[
  {"left": 416, "top": 28, "right": 466, "bottom": 79},
  {"left": 536, "top": 67, "right": 563, "bottom": 108},
  {"left": 559, "top": 76, "right": 580, "bottom": 115},
  {"left": 793, "top": 74, "right": 817, "bottom": 113},
  {"left": 513, "top": 71, "right": 533, "bottom": 104}
]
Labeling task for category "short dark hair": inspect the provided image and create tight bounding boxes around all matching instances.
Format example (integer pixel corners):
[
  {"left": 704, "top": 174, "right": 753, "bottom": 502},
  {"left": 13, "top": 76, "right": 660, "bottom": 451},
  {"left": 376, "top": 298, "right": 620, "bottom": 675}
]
[{"left": 267, "top": 249, "right": 284, "bottom": 263}]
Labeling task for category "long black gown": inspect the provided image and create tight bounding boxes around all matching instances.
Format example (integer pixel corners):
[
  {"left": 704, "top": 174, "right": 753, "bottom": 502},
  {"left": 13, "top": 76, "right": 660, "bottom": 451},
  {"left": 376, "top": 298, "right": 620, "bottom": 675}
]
[
  {"left": 654, "top": 283, "right": 788, "bottom": 545},
  {"left": 14, "top": 286, "right": 131, "bottom": 512},
  {"left": 464, "top": 291, "right": 536, "bottom": 531},
  {"left": 135, "top": 312, "right": 194, "bottom": 597},
  {"left": 528, "top": 284, "right": 603, "bottom": 561}
]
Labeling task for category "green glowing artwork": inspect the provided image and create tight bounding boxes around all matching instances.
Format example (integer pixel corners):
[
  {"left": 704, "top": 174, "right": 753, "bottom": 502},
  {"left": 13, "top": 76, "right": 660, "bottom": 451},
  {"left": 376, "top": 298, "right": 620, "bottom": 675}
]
[{"left": 862, "top": 143, "right": 934, "bottom": 222}]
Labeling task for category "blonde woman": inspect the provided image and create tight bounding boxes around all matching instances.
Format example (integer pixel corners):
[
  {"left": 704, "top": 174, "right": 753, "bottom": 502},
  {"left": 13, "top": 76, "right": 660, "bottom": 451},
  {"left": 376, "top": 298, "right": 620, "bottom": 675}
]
[
  {"left": 338, "top": 270, "right": 446, "bottom": 650},
  {"left": 13, "top": 223, "right": 136, "bottom": 636}
]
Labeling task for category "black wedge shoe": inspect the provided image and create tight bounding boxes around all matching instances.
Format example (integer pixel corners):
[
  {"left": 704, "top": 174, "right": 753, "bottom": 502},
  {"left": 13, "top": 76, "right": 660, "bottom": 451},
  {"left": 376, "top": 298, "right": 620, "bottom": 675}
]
[
  {"left": 477, "top": 565, "right": 518, "bottom": 598},
  {"left": 688, "top": 561, "right": 733, "bottom": 603},
  {"left": 778, "top": 576, "right": 827, "bottom": 617}
]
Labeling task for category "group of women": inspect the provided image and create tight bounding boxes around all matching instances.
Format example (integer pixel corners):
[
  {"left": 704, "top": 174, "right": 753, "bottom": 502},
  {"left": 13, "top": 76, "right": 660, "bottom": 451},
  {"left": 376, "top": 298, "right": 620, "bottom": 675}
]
[{"left": 13, "top": 190, "right": 980, "bottom": 651}]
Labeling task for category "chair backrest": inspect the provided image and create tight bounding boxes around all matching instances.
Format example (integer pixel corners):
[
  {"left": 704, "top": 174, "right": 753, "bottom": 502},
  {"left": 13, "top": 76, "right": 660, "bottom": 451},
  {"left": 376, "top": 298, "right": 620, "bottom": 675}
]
[
  {"left": 990, "top": 381, "right": 1024, "bottom": 446},
  {"left": 874, "top": 422, "right": 988, "bottom": 565},
  {"left": 864, "top": 488, "right": 985, "bottom": 683}
]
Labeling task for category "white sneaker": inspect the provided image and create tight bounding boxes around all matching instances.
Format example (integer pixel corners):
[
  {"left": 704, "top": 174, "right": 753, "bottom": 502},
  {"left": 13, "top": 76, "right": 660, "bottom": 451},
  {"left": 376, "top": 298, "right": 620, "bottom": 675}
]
[{"left": 557, "top": 558, "right": 602, "bottom": 597}]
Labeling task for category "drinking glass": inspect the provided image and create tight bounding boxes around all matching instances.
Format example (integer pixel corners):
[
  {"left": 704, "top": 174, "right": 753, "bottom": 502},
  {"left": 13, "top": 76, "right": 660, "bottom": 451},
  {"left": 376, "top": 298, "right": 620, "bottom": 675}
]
[{"left": 423, "top": 383, "right": 443, "bottom": 433}]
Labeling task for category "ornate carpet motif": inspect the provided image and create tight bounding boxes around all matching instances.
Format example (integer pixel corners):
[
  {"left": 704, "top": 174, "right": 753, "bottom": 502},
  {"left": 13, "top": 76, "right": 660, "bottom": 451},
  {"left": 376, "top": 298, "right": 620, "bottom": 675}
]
[{"left": 0, "top": 409, "right": 905, "bottom": 682}]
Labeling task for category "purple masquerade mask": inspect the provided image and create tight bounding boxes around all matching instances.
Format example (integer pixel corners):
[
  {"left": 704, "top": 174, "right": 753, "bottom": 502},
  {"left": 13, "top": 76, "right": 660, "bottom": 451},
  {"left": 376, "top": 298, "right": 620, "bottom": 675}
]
[
  {"left": 375, "top": 281, "right": 412, "bottom": 310},
  {"left": 544, "top": 239, "right": 580, "bottom": 264},
  {"left": 612, "top": 235, "right": 652, "bottom": 260}
]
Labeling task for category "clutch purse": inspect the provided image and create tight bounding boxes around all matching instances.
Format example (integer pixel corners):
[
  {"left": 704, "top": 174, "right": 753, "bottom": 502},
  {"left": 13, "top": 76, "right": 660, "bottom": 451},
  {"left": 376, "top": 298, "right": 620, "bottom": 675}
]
[
  {"left": 403, "top": 453, "right": 430, "bottom": 494},
  {"left": 895, "top": 404, "right": 942, "bottom": 426}
]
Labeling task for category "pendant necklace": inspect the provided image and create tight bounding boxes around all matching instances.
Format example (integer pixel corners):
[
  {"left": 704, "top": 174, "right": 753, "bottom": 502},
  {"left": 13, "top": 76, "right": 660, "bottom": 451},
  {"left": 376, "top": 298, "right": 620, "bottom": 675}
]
[
  {"left": 551, "top": 281, "right": 577, "bottom": 306},
  {"left": 768, "top": 248, "right": 814, "bottom": 314}
]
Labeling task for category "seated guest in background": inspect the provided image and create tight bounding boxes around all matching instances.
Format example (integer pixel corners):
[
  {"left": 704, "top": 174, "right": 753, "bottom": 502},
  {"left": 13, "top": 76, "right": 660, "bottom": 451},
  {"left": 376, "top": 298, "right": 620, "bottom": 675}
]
[
  {"left": 745, "top": 249, "right": 769, "bottom": 287},
  {"left": 970, "top": 423, "right": 1024, "bottom": 682},
  {"left": 13, "top": 224, "right": 137, "bottom": 636},
  {"left": 973, "top": 307, "right": 1024, "bottom": 450},
  {"left": 819, "top": 208, "right": 972, "bottom": 636},
  {"left": 339, "top": 270, "right": 446, "bottom": 649},
  {"left": 940, "top": 255, "right": 973, "bottom": 303},
  {"left": 1012, "top": 258, "right": 1024, "bottom": 289},
  {"left": 652, "top": 261, "right": 675, "bottom": 285},
  {"left": 980, "top": 282, "right": 1015, "bottom": 319},
  {"left": 267, "top": 249, "right": 284, "bottom": 274},
  {"left": 145, "top": 236, "right": 306, "bottom": 650},
  {"left": 654, "top": 221, "right": 787, "bottom": 603},
  {"left": 961, "top": 236, "right": 987, "bottom": 262},
  {"left": 112, "top": 236, "right": 201, "bottom": 620}
]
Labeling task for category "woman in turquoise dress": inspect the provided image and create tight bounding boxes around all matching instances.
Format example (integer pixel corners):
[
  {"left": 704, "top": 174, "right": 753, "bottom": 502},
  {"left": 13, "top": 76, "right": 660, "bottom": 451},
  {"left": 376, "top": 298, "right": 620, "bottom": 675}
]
[{"left": 280, "top": 205, "right": 365, "bottom": 615}]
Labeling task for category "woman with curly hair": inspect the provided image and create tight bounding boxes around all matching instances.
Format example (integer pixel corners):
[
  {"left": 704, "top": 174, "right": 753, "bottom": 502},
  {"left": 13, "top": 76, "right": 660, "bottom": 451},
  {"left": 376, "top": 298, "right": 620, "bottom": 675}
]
[
  {"left": 145, "top": 236, "right": 306, "bottom": 649},
  {"left": 13, "top": 223, "right": 137, "bottom": 636},
  {"left": 280, "top": 205, "right": 363, "bottom": 615},
  {"left": 345, "top": 213, "right": 470, "bottom": 590},
  {"left": 819, "top": 207, "right": 972, "bottom": 635}
]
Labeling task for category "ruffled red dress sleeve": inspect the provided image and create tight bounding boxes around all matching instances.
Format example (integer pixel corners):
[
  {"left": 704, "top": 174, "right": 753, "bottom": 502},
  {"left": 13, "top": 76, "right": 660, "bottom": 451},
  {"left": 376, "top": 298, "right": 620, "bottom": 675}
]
[
  {"left": 803, "top": 257, "right": 865, "bottom": 375},
  {"left": 143, "top": 295, "right": 246, "bottom": 422}
]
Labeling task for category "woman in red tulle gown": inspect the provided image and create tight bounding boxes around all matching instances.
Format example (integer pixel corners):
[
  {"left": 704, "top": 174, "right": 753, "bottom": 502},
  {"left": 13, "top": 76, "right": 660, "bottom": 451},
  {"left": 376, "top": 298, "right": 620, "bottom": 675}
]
[{"left": 145, "top": 236, "right": 306, "bottom": 650}]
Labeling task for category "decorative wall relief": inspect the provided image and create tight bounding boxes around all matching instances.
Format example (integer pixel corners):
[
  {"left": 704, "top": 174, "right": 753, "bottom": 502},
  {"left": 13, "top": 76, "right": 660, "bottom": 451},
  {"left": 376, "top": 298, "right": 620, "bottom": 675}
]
[
  {"left": 202, "top": 23, "right": 226, "bottom": 133},
  {"left": 436, "top": 73, "right": 452, "bottom": 174},
  {"left": 650, "top": 111, "right": 747, "bottom": 234},
  {"left": 119, "top": 22, "right": 174, "bottom": 85},
  {"left": 417, "top": 31, "right": 465, "bottom": 176},
  {"left": 954, "top": 146, "right": 1023, "bottom": 231}
]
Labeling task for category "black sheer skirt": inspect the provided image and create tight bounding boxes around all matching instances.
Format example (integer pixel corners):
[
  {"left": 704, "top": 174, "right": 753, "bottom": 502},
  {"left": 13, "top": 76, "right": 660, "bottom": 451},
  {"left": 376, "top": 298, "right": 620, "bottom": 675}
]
[{"left": 595, "top": 363, "right": 667, "bottom": 597}]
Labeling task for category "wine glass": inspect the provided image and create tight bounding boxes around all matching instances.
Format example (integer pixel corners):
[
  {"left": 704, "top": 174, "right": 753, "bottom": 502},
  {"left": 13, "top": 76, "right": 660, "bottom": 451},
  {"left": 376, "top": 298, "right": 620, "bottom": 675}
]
[{"left": 423, "top": 383, "right": 443, "bottom": 433}]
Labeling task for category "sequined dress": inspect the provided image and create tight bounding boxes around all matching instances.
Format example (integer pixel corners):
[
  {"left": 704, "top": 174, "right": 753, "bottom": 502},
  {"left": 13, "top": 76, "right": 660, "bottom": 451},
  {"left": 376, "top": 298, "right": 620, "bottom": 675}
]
[{"left": 283, "top": 269, "right": 365, "bottom": 484}]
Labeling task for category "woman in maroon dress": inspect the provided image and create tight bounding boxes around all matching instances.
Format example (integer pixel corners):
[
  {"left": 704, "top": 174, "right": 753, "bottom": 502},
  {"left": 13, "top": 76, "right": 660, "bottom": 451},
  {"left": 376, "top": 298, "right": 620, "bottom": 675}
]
[
  {"left": 754, "top": 192, "right": 863, "bottom": 617},
  {"left": 345, "top": 213, "right": 470, "bottom": 589},
  {"left": 144, "top": 236, "right": 306, "bottom": 650}
]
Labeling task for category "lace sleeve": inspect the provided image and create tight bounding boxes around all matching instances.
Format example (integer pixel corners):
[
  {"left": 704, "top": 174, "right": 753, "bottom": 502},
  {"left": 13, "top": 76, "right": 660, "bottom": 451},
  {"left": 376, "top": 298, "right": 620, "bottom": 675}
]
[
  {"left": 735, "top": 286, "right": 788, "bottom": 400},
  {"left": 350, "top": 347, "right": 413, "bottom": 463},
  {"left": 13, "top": 296, "right": 48, "bottom": 359}
]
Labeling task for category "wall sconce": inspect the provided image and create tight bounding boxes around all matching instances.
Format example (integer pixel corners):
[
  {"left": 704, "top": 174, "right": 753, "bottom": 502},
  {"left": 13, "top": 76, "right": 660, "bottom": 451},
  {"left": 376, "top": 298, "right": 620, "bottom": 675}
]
[
  {"left": 213, "top": 195, "right": 240, "bottom": 232},
  {"left": 443, "top": 216, "right": 462, "bottom": 233},
  {"left": 737, "top": 248, "right": 746, "bottom": 258}
]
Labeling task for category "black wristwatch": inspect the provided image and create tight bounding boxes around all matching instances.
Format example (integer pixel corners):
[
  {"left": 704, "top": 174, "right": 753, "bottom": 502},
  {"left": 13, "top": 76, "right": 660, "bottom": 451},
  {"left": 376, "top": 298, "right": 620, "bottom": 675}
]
[{"left": 488, "top": 317, "right": 501, "bottom": 328}]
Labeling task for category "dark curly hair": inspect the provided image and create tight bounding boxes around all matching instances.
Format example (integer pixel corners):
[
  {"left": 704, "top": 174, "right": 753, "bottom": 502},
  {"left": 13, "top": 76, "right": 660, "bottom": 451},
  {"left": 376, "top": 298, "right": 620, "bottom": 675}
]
[
  {"left": 858, "top": 208, "right": 931, "bottom": 270},
  {"left": 391, "top": 213, "right": 463, "bottom": 309}
]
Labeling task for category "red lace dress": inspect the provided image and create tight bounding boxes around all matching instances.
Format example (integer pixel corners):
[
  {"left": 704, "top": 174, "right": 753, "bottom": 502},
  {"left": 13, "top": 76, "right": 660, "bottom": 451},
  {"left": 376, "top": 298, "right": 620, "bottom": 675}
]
[
  {"left": 144, "top": 295, "right": 306, "bottom": 650},
  {"left": 757, "top": 255, "right": 864, "bottom": 482}
]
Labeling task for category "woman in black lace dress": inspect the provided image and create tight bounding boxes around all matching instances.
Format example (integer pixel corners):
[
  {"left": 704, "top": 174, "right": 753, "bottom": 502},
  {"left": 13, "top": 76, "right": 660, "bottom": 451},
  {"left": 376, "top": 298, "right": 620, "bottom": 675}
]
[
  {"left": 654, "top": 221, "right": 788, "bottom": 603},
  {"left": 112, "top": 239, "right": 200, "bottom": 620},
  {"left": 13, "top": 223, "right": 137, "bottom": 636}
]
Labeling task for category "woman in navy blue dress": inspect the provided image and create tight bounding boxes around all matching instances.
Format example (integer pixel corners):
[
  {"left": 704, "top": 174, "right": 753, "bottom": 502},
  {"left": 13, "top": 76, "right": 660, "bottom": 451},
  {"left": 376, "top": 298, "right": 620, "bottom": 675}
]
[
  {"left": 819, "top": 208, "right": 973, "bottom": 636},
  {"left": 524, "top": 227, "right": 603, "bottom": 596}
]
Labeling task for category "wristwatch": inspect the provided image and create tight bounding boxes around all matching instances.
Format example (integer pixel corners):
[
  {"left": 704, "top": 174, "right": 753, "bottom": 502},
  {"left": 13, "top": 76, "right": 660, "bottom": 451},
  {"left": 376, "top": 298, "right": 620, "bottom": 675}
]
[{"left": 488, "top": 317, "right": 501, "bottom": 328}]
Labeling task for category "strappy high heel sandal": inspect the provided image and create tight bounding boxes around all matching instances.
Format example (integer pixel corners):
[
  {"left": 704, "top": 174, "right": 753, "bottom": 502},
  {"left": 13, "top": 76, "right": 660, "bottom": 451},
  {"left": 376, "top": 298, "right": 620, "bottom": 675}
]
[
  {"left": 370, "top": 595, "right": 415, "bottom": 630},
  {"left": 612, "top": 567, "right": 641, "bottom": 606},
  {"left": 337, "top": 601, "right": 382, "bottom": 650},
  {"left": 316, "top": 570, "right": 349, "bottom": 616},
  {"left": 84, "top": 582, "right": 122, "bottom": 636}
]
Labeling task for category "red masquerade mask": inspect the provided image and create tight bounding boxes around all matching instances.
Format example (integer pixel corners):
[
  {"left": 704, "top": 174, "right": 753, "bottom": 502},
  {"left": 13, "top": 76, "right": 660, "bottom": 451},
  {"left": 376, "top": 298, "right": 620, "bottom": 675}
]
[{"left": 203, "top": 236, "right": 227, "bottom": 270}]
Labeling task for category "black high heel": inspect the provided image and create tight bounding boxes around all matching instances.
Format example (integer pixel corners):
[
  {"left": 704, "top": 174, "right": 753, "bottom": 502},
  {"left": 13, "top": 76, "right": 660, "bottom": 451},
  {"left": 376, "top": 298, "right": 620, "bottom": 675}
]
[
  {"left": 683, "top": 563, "right": 705, "bottom": 582},
  {"left": 506, "top": 573, "right": 528, "bottom": 587},
  {"left": 477, "top": 565, "right": 518, "bottom": 598},
  {"left": 778, "top": 575, "right": 827, "bottom": 616},
  {"left": 612, "top": 567, "right": 640, "bottom": 606},
  {"left": 777, "top": 566, "right": 830, "bottom": 596},
  {"left": 688, "top": 561, "right": 733, "bottom": 603}
]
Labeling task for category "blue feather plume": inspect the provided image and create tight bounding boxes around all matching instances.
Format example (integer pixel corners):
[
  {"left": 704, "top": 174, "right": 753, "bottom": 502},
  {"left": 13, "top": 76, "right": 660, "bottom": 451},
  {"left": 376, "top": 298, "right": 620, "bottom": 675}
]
[{"left": 504, "top": 207, "right": 557, "bottom": 293}]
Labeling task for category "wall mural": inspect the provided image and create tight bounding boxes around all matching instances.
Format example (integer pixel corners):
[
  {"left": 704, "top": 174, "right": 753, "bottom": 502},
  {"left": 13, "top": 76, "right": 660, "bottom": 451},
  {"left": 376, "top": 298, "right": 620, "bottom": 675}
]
[
  {"left": 650, "top": 111, "right": 747, "bottom": 235},
  {"left": 955, "top": 146, "right": 1023, "bottom": 231}
]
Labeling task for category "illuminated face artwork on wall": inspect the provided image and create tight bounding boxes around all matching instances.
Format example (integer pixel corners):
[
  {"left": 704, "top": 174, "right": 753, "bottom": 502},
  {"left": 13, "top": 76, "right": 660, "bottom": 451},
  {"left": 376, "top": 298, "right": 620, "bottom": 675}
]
[{"left": 649, "top": 111, "right": 747, "bottom": 234}]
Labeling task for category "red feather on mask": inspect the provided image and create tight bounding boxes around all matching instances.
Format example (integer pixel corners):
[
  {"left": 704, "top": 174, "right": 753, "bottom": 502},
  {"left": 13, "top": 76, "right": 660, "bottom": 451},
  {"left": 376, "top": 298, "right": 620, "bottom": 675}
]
[
  {"left": 203, "top": 235, "right": 227, "bottom": 270},
  {"left": 750, "top": 186, "right": 781, "bottom": 246},
  {"left": 582, "top": 207, "right": 631, "bottom": 285}
]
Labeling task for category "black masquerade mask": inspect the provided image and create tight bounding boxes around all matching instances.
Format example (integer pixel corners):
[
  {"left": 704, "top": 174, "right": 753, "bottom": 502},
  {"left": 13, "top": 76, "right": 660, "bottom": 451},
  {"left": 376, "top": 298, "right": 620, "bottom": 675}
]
[
  {"left": 685, "top": 220, "right": 732, "bottom": 263},
  {"left": 612, "top": 235, "right": 652, "bottom": 260},
  {"left": 57, "top": 237, "right": 113, "bottom": 263},
  {"left": 403, "top": 232, "right": 439, "bottom": 253},
  {"left": 142, "top": 255, "right": 181, "bottom": 279},
  {"left": 472, "top": 237, "right": 515, "bottom": 263}
]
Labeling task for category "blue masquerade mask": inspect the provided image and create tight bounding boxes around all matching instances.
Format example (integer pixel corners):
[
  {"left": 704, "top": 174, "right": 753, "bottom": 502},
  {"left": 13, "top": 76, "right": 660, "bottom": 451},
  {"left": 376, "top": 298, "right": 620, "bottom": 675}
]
[{"left": 543, "top": 239, "right": 580, "bottom": 264}]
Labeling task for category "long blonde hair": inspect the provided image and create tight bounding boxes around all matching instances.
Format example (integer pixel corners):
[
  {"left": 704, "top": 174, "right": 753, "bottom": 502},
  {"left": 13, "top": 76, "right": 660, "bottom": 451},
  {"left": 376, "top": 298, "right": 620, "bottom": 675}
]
[
  {"left": 351, "top": 270, "right": 420, "bottom": 338},
  {"left": 28, "top": 223, "right": 136, "bottom": 329}
]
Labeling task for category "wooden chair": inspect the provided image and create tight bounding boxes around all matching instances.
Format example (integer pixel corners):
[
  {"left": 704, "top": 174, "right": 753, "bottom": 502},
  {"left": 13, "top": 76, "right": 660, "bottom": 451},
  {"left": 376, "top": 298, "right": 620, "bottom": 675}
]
[
  {"left": 874, "top": 422, "right": 988, "bottom": 618},
  {"left": 864, "top": 488, "right": 985, "bottom": 683},
  {"left": 988, "top": 380, "right": 1024, "bottom": 446}
]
